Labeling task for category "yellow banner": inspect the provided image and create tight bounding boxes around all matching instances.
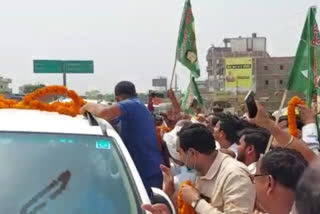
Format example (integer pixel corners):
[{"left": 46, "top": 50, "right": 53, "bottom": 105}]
[{"left": 225, "top": 57, "right": 252, "bottom": 90}]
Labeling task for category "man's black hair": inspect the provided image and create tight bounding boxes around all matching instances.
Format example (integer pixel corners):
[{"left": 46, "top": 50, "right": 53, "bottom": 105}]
[
  {"left": 178, "top": 123, "right": 216, "bottom": 154},
  {"left": 239, "top": 119, "right": 259, "bottom": 129},
  {"left": 237, "top": 128, "right": 270, "bottom": 160},
  {"left": 261, "top": 148, "right": 308, "bottom": 190},
  {"left": 217, "top": 113, "right": 242, "bottom": 144},
  {"left": 114, "top": 81, "right": 137, "bottom": 97},
  {"left": 295, "top": 162, "right": 320, "bottom": 214}
]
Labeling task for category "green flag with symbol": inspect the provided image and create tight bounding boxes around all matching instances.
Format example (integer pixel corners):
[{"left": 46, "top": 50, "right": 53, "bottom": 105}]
[
  {"left": 181, "top": 76, "right": 203, "bottom": 112},
  {"left": 176, "top": 0, "right": 200, "bottom": 78},
  {"left": 287, "top": 7, "right": 320, "bottom": 107}
]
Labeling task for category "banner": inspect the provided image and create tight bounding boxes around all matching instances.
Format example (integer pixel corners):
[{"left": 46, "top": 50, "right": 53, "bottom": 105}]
[{"left": 225, "top": 57, "right": 253, "bottom": 91}]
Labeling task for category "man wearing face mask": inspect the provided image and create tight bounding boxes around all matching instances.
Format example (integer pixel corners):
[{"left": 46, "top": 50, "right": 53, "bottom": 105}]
[{"left": 158, "top": 123, "right": 255, "bottom": 214}]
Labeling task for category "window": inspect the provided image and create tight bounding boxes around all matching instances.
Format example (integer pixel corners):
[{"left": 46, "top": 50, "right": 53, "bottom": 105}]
[
  {"left": 217, "top": 67, "right": 224, "bottom": 75},
  {"left": 0, "top": 132, "right": 141, "bottom": 214},
  {"left": 264, "top": 66, "right": 268, "bottom": 71},
  {"left": 280, "top": 80, "right": 283, "bottom": 85},
  {"left": 280, "top": 65, "right": 284, "bottom": 70},
  {"left": 265, "top": 80, "right": 269, "bottom": 85}
]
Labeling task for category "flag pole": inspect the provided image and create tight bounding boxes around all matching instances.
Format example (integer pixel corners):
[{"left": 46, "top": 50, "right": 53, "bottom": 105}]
[
  {"left": 265, "top": 89, "right": 288, "bottom": 153},
  {"left": 169, "top": 58, "right": 178, "bottom": 89}
]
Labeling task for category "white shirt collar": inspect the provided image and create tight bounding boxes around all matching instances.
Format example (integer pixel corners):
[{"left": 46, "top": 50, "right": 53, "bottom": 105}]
[{"left": 247, "top": 162, "right": 257, "bottom": 174}]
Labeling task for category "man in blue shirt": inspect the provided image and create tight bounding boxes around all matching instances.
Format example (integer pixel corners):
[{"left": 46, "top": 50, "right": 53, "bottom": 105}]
[{"left": 80, "top": 81, "right": 163, "bottom": 196}]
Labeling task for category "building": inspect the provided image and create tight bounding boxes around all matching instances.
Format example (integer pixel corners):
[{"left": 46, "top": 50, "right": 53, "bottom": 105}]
[
  {"left": 205, "top": 33, "right": 299, "bottom": 113},
  {"left": 207, "top": 33, "right": 269, "bottom": 93},
  {"left": 0, "top": 76, "right": 12, "bottom": 94},
  {"left": 255, "top": 57, "right": 300, "bottom": 111}
]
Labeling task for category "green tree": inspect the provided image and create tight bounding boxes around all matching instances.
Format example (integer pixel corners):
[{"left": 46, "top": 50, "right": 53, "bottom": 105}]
[
  {"left": 85, "top": 90, "right": 103, "bottom": 100},
  {"left": 21, "top": 84, "right": 45, "bottom": 94}
]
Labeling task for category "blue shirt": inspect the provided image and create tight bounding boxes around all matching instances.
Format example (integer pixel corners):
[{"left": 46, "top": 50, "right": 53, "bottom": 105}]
[{"left": 116, "top": 98, "right": 163, "bottom": 179}]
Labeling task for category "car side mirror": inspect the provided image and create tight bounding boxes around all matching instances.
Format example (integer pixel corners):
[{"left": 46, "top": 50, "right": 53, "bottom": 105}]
[{"left": 151, "top": 188, "right": 176, "bottom": 214}]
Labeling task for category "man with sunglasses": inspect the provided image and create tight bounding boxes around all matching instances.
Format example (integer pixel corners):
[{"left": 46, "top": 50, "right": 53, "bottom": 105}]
[{"left": 252, "top": 148, "right": 307, "bottom": 214}]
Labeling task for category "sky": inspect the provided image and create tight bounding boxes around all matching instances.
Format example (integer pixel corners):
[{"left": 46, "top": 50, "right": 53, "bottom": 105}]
[{"left": 1, "top": 0, "right": 320, "bottom": 95}]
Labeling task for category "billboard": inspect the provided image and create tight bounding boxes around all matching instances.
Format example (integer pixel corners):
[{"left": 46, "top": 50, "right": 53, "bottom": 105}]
[
  {"left": 225, "top": 57, "right": 252, "bottom": 91},
  {"left": 152, "top": 77, "right": 167, "bottom": 88}
]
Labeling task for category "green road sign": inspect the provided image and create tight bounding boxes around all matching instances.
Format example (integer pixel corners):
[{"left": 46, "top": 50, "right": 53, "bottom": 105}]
[
  {"left": 64, "top": 61, "right": 94, "bottom": 73},
  {"left": 33, "top": 60, "right": 63, "bottom": 73},
  {"left": 33, "top": 60, "right": 94, "bottom": 73}
]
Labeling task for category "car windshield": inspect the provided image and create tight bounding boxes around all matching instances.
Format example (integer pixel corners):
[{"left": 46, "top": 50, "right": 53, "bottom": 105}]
[{"left": 0, "top": 132, "right": 143, "bottom": 214}]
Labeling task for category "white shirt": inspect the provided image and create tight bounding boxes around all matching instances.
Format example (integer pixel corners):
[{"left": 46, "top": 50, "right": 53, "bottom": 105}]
[
  {"left": 173, "top": 166, "right": 197, "bottom": 190},
  {"left": 228, "top": 143, "right": 238, "bottom": 158},
  {"left": 247, "top": 162, "right": 257, "bottom": 174},
  {"left": 302, "top": 123, "right": 320, "bottom": 155}
]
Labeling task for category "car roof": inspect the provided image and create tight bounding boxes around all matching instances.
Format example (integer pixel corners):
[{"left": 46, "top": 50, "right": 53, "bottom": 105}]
[{"left": 0, "top": 109, "right": 104, "bottom": 135}]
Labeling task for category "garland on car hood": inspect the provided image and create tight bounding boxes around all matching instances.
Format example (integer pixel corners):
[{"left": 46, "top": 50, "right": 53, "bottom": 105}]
[{"left": 0, "top": 85, "right": 86, "bottom": 117}]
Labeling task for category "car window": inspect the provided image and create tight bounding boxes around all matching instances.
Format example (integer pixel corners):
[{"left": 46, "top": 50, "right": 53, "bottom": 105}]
[{"left": 0, "top": 132, "right": 143, "bottom": 214}]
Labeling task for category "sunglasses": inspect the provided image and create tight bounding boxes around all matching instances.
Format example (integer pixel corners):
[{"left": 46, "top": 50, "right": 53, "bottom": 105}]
[{"left": 249, "top": 174, "right": 270, "bottom": 184}]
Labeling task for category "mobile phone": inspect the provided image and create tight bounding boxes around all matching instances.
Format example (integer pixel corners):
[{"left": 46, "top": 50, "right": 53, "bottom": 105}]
[{"left": 244, "top": 90, "right": 257, "bottom": 118}]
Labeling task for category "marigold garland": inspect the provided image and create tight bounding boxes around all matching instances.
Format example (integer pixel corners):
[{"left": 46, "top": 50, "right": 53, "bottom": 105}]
[
  {"left": 177, "top": 181, "right": 196, "bottom": 214},
  {"left": 0, "top": 85, "right": 86, "bottom": 117},
  {"left": 287, "top": 96, "right": 305, "bottom": 137}
]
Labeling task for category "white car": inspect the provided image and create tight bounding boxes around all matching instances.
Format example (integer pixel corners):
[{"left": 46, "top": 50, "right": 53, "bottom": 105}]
[{"left": 0, "top": 109, "right": 175, "bottom": 214}]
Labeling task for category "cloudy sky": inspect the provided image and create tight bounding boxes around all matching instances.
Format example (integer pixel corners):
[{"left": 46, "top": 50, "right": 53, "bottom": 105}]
[{"left": 0, "top": 0, "right": 319, "bottom": 95}]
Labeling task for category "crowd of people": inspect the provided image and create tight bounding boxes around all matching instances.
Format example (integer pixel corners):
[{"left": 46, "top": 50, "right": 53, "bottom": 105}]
[{"left": 80, "top": 81, "right": 320, "bottom": 214}]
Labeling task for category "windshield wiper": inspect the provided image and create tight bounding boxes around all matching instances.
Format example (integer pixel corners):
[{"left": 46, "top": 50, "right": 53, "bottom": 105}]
[{"left": 20, "top": 170, "right": 71, "bottom": 214}]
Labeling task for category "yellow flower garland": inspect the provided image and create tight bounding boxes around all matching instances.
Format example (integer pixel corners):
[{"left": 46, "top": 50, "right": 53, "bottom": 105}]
[{"left": 0, "top": 85, "right": 85, "bottom": 117}]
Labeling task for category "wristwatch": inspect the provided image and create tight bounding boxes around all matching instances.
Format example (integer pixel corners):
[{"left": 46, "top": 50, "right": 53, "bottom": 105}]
[{"left": 191, "top": 197, "right": 202, "bottom": 209}]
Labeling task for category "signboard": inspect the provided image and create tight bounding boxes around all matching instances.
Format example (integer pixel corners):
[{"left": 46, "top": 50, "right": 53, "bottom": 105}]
[
  {"left": 225, "top": 57, "right": 252, "bottom": 91},
  {"left": 33, "top": 60, "right": 94, "bottom": 74},
  {"left": 152, "top": 78, "right": 167, "bottom": 87},
  {"left": 34, "top": 60, "right": 63, "bottom": 73},
  {"left": 64, "top": 61, "right": 94, "bottom": 73}
]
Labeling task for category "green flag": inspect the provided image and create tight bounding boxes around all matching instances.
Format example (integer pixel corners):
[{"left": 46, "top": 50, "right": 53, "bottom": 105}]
[
  {"left": 176, "top": 0, "right": 200, "bottom": 78},
  {"left": 287, "top": 7, "right": 320, "bottom": 107},
  {"left": 181, "top": 76, "right": 203, "bottom": 112}
]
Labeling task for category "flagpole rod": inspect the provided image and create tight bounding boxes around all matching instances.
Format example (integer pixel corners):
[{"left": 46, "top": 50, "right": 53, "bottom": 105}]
[
  {"left": 265, "top": 89, "right": 288, "bottom": 153},
  {"left": 169, "top": 58, "right": 178, "bottom": 89}
]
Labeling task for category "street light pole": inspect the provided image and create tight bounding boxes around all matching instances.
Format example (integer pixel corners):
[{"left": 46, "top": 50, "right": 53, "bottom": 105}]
[{"left": 62, "top": 61, "right": 67, "bottom": 87}]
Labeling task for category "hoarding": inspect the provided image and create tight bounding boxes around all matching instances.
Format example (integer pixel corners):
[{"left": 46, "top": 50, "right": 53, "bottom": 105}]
[
  {"left": 152, "top": 77, "right": 167, "bottom": 88},
  {"left": 225, "top": 57, "right": 252, "bottom": 91}
]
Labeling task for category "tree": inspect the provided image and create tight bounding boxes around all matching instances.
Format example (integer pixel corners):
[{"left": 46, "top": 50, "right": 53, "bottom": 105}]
[
  {"left": 85, "top": 90, "right": 102, "bottom": 100},
  {"left": 20, "top": 84, "right": 45, "bottom": 94},
  {"left": 104, "top": 93, "right": 115, "bottom": 101}
]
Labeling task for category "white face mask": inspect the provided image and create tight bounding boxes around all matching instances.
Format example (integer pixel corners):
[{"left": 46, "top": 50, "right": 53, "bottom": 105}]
[{"left": 184, "top": 152, "right": 197, "bottom": 171}]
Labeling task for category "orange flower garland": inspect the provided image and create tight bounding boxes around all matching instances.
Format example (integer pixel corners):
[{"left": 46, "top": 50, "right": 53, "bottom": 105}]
[
  {"left": 0, "top": 95, "right": 18, "bottom": 108},
  {"left": 0, "top": 85, "right": 86, "bottom": 117},
  {"left": 177, "top": 181, "right": 196, "bottom": 214},
  {"left": 287, "top": 96, "right": 305, "bottom": 137}
]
